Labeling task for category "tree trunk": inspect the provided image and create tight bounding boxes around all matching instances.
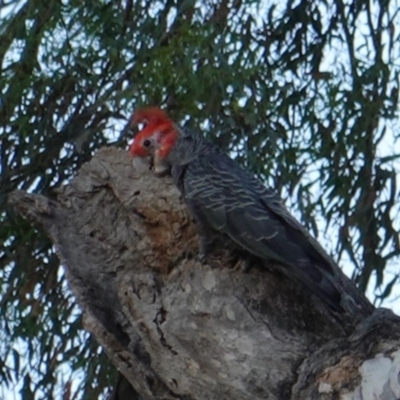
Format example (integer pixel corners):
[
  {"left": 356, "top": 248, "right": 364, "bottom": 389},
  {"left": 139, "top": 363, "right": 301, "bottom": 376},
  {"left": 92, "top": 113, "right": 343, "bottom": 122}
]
[{"left": 9, "top": 147, "right": 400, "bottom": 400}]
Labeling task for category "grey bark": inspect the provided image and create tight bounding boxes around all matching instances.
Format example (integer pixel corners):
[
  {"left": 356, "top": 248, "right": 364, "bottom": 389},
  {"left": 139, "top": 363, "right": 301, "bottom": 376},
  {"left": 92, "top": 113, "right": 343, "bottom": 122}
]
[{"left": 9, "top": 147, "right": 400, "bottom": 400}]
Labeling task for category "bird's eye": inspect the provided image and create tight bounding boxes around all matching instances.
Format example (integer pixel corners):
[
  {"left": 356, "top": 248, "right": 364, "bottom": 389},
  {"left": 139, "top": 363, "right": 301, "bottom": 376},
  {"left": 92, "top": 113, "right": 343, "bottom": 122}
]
[{"left": 143, "top": 139, "right": 151, "bottom": 148}]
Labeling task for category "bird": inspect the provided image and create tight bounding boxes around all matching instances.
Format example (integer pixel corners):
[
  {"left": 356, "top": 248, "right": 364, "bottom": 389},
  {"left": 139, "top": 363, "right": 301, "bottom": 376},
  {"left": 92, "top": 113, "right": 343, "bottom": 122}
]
[{"left": 129, "top": 107, "right": 345, "bottom": 311}]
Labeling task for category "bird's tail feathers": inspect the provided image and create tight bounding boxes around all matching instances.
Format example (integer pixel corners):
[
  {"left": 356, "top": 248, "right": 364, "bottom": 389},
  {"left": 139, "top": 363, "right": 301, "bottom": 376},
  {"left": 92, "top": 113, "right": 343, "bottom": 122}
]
[{"left": 287, "top": 262, "right": 344, "bottom": 312}]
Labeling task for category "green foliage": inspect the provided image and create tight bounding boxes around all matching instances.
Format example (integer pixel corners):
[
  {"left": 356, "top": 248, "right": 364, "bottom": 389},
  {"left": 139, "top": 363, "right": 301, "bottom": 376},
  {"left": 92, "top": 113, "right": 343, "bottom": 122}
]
[{"left": 1, "top": 0, "right": 399, "bottom": 398}]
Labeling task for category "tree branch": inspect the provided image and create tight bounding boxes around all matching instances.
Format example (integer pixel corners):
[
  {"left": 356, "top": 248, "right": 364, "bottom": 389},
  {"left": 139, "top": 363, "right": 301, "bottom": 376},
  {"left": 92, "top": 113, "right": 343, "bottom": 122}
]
[{"left": 9, "top": 147, "right": 400, "bottom": 399}]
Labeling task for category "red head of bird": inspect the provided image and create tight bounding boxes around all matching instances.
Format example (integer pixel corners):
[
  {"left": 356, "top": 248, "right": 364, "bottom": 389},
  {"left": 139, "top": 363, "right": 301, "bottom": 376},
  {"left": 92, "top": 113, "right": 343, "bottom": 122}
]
[
  {"left": 129, "top": 107, "right": 178, "bottom": 161},
  {"left": 129, "top": 107, "right": 212, "bottom": 175}
]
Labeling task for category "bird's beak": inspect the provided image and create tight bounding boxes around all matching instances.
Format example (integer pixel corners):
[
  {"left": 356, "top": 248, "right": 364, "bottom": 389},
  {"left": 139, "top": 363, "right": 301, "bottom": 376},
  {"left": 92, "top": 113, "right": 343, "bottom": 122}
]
[{"left": 153, "top": 156, "right": 170, "bottom": 176}]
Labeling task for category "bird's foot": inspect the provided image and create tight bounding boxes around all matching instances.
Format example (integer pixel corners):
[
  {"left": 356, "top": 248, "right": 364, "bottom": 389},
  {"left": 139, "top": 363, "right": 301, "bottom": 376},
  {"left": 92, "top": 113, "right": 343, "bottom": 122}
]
[
  {"left": 196, "top": 250, "right": 208, "bottom": 265},
  {"left": 242, "top": 257, "right": 261, "bottom": 274},
  {"left": 182, "top": 249, "right": 196, "bottom": 260},
  {"left": 197, "top": 235, "right": 215, "bottom": 265},
  {"left": 230, "top": 257, "right": 250, "bottom": 272},
  {"left": 230, "top": 253, "right": 260, "bottom": 272},
  {"left": 241, "top": 258, "right": 256, "bottom": 273}
]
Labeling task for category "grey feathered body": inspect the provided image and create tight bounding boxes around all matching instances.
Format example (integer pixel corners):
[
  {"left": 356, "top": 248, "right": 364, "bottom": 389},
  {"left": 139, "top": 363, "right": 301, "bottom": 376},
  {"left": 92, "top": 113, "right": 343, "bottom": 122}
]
[{"left": 167, "top": 129, "right": 344, "bottom": 311}]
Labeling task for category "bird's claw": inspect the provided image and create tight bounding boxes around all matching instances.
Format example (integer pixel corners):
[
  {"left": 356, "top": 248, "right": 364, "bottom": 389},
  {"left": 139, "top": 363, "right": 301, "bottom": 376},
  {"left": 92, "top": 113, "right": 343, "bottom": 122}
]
[
  {"left": 241, "top": 258, "right": 255, "bottom": 273},
  {"left": 196, "top": 251, "right": 208, "bottom": 265},
  {"left": 182, "top": 250, "right": 195, "bottom": 260}
]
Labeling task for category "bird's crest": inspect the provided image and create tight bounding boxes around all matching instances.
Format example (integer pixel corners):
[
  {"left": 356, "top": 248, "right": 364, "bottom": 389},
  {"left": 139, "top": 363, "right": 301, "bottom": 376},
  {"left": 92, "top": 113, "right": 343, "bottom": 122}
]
[
  {"left": 129, "top": 107, "right": 177, "bottom": 158},
  {"left": 131, "top": 107, "right": 171, "bottom": 126}
]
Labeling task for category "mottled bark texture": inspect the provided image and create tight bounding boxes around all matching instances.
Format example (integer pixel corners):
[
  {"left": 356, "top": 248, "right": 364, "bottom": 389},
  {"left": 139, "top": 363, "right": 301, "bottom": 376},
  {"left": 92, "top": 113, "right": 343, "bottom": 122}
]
[{"left": 9, "top": 147, "right": 400, "bottom": 400}]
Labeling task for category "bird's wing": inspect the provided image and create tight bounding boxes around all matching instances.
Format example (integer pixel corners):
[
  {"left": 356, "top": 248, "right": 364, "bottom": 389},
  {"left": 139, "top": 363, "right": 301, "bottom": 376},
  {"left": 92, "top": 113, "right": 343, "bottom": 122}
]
[{"left": 183, "top": 153, "right": 342, "bottom": 310}]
